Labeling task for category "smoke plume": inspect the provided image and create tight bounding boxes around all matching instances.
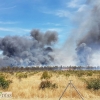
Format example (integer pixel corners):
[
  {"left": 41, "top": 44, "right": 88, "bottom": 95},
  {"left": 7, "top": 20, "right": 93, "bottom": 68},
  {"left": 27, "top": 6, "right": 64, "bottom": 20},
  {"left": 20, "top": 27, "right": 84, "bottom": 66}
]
[
  {"left": 0, "top": 29, "right": 58, "bottom": 67},
  {"left": 52, "top": 0, "right": 100, "bottom": 67},
  {"left": 76, "top": 0, "right": 100, "bottom": 66},
  {"left": 0, "top": 0, "right": 100, "bottom": 67}
]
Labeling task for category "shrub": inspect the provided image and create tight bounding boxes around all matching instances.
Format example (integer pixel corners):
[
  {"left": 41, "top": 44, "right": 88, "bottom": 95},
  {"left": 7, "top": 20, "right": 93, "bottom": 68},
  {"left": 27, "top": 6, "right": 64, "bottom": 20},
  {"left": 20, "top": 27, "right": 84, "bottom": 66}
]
[
  {"left": 16, "top": 72, "right": 27, "bottom": 79},
  {"left": 9, "top": 71, "right": 14, "bottom": 75},
  {"left": 0, "top": 76, "right": 12, "bottom": 89},
  {"left": 87, "top": 72, "right": 93, "bottom": 76},
  {"left": 76, "top": 71, "right": 85, "bottom": 77},
  {"left": 51, "top": 83, "right": 58, "bottom": 89},
  {"left": 86, "top": 78, "right": 100, "bottom": 90},
  {"left": 41, "top": 71, "right": 51, "bottom": 80},
  {"left": 65, "top": 73, "right": 70, "bottom": 77},
  {"left": 39, "top": 80, "right": 58, "bottom": 89}
]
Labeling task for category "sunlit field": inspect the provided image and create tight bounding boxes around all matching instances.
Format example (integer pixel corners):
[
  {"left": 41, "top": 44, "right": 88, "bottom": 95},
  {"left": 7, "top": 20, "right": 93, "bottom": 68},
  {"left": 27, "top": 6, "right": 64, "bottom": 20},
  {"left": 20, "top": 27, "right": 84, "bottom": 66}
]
[{"left": 0, "top": 70, "right": 100, "bottom": 100}]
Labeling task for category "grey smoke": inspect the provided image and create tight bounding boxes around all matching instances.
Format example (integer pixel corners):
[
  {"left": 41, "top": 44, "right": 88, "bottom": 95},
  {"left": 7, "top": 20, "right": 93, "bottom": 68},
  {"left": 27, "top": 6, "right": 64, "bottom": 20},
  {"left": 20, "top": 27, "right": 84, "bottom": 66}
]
[
  {"left": 31, "top": 29, "right": 58, "bottom": 46},
  {"left": 0, "top": 0, "right": 100, "bottom": 67},
  {"left": 0, "top": 29, "right": 58, "bottom": 67},
  {"left": 76, "top": 0, "right": 100, "bottom": 66},
  {"left": 53, "top": 0, "right": 100, "bottom": 67}
]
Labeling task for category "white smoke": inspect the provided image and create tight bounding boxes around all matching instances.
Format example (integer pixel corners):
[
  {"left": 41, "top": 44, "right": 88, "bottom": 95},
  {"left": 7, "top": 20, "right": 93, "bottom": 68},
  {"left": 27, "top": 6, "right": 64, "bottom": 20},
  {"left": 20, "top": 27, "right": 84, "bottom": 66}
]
[{"left": 53, "top": 0, "right": 100, "bottom": 67}]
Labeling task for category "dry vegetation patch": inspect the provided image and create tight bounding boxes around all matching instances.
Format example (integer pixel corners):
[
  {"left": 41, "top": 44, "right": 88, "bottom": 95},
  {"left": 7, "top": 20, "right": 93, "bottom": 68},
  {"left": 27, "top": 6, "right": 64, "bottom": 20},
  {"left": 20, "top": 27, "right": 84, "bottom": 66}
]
[{"left": 0, "top": 70, "right": 99, "bottom": 100}]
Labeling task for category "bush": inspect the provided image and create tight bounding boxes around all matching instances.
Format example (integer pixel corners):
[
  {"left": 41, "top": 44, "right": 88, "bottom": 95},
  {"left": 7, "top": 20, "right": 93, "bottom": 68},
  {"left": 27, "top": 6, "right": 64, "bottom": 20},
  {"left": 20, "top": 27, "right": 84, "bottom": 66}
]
[
  {"left": 16, "top": 72, "right": 27, "bottom": 79},
  {"left": 87, "top": 72, "right": 93, "bottom": 76},
  {"left": 52, "top": 83, "right": 58, "bottom": 89},
  {"left": 65, "top": 73, "right": 70, "bottom": 77},
  {"left": 9, "top": 71, "right": 14, "bottom": 75},
  {"left": 39, "top": 80, "right": 58, "bottom": 89},
  {"left": 76, "top": 71, "right": 85, "bottom": 77},
  {"left": 41, "top": 71, "right": 51, "bottom": 80},
  {"left": 0, "top": 76, "right": 11, "bottom": 89},
  {"left": 86, "top": 78, "right": 100, "bottom": 90}
]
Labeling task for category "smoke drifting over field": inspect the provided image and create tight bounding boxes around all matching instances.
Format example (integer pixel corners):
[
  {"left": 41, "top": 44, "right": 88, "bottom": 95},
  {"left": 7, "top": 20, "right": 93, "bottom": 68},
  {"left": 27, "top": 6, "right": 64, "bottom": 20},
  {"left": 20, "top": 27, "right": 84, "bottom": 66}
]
[{"left": 0, "top": 0, "right": 100, "bottom": 67}]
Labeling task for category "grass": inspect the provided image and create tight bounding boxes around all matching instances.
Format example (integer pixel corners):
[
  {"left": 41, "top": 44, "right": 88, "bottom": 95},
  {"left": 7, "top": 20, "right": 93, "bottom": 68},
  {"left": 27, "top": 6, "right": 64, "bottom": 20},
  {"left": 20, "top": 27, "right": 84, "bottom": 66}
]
[{"left": 0, "top": 70, "right": 100, "bottom": 100}]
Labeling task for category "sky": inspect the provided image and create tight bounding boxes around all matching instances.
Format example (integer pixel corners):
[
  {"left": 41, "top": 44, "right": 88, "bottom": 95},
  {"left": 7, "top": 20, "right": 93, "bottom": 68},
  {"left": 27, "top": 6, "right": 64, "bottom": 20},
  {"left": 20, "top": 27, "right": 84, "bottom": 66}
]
[{"left": 0, "top": 0, "right": 86, "bottom": 46}]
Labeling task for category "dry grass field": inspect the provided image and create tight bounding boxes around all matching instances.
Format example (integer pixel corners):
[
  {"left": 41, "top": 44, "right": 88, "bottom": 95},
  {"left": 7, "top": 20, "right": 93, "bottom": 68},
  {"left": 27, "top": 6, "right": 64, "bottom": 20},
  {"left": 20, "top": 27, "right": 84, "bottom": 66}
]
[{"left": 0, "top": 70, "right": 100, "bottom": 100}]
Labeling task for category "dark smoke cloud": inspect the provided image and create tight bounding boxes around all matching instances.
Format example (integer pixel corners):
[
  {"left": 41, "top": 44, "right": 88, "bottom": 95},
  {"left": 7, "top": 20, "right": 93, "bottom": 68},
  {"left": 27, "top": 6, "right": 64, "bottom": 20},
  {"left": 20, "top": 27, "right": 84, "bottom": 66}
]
[
  {"left": 0, "top": 29, "right": 58, "bottom": 67},
  {"left": 31, "top": 29, "right": 58, "bottom": 46},
  {"left": 0, "top": 0, "right": 100, "bottom": 67}
]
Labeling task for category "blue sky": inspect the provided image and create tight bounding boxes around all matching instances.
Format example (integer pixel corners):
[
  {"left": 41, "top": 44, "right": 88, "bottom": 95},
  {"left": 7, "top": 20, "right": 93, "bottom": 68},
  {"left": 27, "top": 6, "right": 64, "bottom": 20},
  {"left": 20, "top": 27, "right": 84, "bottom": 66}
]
[{"left": 0, "top": 0, "right": 86, "bottom": 45}]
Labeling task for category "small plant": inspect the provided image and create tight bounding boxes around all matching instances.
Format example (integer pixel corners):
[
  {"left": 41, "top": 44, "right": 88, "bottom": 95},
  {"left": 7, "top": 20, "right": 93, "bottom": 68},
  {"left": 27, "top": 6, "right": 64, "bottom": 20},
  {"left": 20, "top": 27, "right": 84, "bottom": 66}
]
[
  {"left": 39, "top": 80, "right": 51, "bottom": 89},
  {"left": 65, "top": 73, "right": 70, "bottom": 77},
  {"left": 0, "top": 76, "right": 12, "bottom": 89},
  {"left": 87, "top": 72, "right": 93, "bottom": 76},
  {"left": 41, "top": 71, "right": 51, "bottom": 80},
  {"left": 51, "top": 83, "right": 58, "bottom": 89},
  {"left": 40, "top": 71, "right": 57, "bottom": 90},
  {"left": 86, "top": 78, "right": 100, "bottom": 90},
  {"left": 39, "top": 80, "right": 58, "bottom": 89},
  {"left": 76, "top": 71, "right": 85, "bottom": 77},
  {"left": 9, "top": 71, "right": 14, "bottom": 75},
  {"left": 16, "top": 72, "right": 27, "bottom": 79}
]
